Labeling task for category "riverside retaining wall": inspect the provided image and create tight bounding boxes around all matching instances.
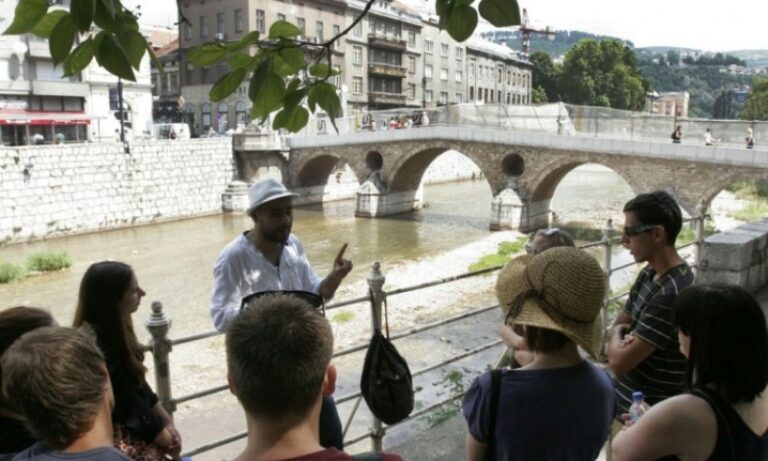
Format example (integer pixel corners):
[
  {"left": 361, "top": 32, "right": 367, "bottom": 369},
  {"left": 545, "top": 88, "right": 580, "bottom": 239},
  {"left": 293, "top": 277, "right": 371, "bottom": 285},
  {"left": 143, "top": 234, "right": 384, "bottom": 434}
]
[{"left": 1, "top": 138, "right": 233, "bottom": 245}]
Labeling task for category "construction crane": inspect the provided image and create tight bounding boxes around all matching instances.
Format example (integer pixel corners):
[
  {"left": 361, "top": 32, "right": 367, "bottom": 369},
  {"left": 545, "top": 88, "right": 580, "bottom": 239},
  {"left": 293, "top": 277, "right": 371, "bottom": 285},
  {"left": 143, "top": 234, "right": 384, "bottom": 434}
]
[{"left": 519, "top": 8, "right": 556, "bottom": 54}]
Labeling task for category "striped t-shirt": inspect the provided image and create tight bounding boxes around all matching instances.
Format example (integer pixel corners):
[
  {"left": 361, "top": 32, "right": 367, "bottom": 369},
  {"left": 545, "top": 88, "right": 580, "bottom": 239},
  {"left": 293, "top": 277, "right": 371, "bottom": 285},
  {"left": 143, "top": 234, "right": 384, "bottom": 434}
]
[{"left": 615, "top": 263, "right": 695, "bottom": 416}]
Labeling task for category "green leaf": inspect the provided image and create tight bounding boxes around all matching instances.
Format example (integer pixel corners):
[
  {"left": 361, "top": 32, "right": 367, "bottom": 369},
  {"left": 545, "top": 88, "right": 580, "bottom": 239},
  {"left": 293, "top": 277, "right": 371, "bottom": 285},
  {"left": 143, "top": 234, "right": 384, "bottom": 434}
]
[
  {"left": 30, "top": 10, "right": 67, "bottom": 38},
  {"left": 272, "top": 44, "right": 304, "bottom": 77},
  {"left": 228, "top": 52, "right": 253, "bottom": 70},
  {"left": 227, "top": 30, "right": 260, "bottom": 52},
  {"left": 309, "top": 63, "right": 339, "bottom": 78},
  {"left": 283, "top": 88, "right": 307, "bottom": 109},
  {"left": 95, "top": 34, "right": 135, "bottom": 80},
  {"left": 273, "top": 106, "right": 309, "bottom": 133},
  {"left": 187, "top": 42, "right": 228, "bottom": 67},
  {"left": 49, "top": 14, "right": 77, "bottom": 65},
  {"left": 98, "top": 0, "right": 116, "bottom": 20},
  {"left": 4, "top": 0, "right": 49, "bottom": 34},
  {"left": 286, "top": 78, "right": 301, "bottom": 94},
  {"left": 70, "top": 0, "right": 95, "bottom": 31},
  {"left": 307, "top": 85, "right": 317, "bottom": 112},
  {"left": 210, "top": 68, "right": 247, "bottom": 101},
  {"left": 268, "top": 20, "right": 302, "bottom": 39},
  {"left": 63, "top": 37, "right": 95, "bottom": 76},
  {"left": 116, "top": 30, "right": 147, "bottom": 70},
  {"left": 311, "top": 82, "right": 341, "bottom": 131},
  {"left": 446, "top": 5, "right": 477, "bottom": 42},
  {"left": 478, "top": 0, "right": 520, "bottom": 27},
  {"left": 93, "top": 0, "right": 120, "bottom": 31},
  {"left": 145, "top": 39, "right": 164, "bottom": 75},
  {"left": 435, "top": 0, "right": 450, "bottom": 17},
  {"left": 248, "top": 61, "right": 285, "bottom": 119}
]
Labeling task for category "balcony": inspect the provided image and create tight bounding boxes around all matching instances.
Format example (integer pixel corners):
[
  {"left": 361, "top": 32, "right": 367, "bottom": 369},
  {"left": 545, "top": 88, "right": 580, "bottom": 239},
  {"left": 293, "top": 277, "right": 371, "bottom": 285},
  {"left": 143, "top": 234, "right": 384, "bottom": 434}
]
[
  {"left": 368, "top": 92, "right": 407, "bottom": 106},
  {"left": 368, "top": 62, "right": 407, "bottom": 78},
  {"left": 368, "top": 34, "right": 407, "bottom": 50}
]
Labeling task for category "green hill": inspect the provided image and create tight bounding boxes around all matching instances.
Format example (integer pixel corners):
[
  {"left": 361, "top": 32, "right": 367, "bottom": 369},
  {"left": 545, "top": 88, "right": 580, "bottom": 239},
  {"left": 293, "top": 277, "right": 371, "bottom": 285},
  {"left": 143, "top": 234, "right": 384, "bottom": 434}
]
[
  {"left": 729, "top": 50, "right": 768, "bottom": 68},
  {"left": 480, "top": 30, "right": 632, "bottom": 57}
]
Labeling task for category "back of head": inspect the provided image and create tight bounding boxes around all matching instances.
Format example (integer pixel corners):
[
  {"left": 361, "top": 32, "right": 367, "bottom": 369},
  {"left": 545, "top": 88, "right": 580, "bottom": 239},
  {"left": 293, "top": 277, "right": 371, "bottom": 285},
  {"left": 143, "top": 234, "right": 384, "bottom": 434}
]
[
  {"left": 674, "top": 284, "right": 768, "bottom": 403},
  {"left": 226, "top": 294, "right": 333, "bottom": 428},
  {"left": 532, "top": 228, "right": 575, "bottom": 254},
  {"left": 623, "top": 190, "right": 682, "bottom": 245},
  {"left": 0, "top": 307, "right": 55, "bottom": 405},
  {"left": 1, "top": 326, "right": 107, "bottom": 450}
]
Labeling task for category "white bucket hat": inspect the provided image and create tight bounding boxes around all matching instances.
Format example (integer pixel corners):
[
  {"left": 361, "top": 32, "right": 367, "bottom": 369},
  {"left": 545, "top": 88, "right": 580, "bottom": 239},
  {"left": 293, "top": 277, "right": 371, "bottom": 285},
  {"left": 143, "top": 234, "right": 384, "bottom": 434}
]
[{"left": 247, "top": 179, "right": 297, "bottom": 214}]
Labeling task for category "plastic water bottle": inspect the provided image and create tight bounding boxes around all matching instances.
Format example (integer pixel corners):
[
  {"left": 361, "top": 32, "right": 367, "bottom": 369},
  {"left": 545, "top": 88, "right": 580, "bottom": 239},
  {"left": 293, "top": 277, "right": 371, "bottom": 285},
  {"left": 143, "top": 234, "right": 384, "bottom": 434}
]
[{"left": 629, "top": 391, "right": 648, "bottom": 423}]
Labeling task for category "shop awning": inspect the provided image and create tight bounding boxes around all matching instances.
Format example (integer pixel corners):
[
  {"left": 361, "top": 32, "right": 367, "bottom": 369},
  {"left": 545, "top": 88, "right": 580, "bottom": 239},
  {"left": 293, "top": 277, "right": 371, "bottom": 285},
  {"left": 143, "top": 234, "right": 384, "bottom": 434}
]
[{"left": 0, "top": 111, "right": 102, "bottom": 126}]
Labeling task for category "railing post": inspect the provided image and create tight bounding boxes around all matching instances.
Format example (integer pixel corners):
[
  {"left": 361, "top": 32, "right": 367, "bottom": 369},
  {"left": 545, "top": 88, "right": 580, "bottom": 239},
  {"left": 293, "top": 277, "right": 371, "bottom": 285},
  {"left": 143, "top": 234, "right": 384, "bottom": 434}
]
[
  {"left": 601, "top": 219, "right": 614, "bottom": 346},
  {"left": 366, "top": 262, "right": 386, "bottom": 453},
  {"left": 694, "top": 200, "right": 707, "bottom": 275},
  {"left": 145, "top": 301, "right": 176, "bottom": 416}
]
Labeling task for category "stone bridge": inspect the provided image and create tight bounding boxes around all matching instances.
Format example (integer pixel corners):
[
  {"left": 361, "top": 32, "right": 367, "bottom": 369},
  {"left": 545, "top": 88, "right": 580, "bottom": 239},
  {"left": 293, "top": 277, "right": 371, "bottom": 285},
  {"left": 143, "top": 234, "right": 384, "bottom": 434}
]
[{"left": 234, "top": 126, "right": 768, "bottom": 231}]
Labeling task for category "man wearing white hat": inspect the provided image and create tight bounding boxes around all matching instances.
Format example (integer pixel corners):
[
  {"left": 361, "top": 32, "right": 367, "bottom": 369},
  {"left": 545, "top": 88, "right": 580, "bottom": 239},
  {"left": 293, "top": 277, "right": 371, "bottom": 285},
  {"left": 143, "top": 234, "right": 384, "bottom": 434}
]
[{"left": 210, "top": 178, "right": 352, "bottom": 450}]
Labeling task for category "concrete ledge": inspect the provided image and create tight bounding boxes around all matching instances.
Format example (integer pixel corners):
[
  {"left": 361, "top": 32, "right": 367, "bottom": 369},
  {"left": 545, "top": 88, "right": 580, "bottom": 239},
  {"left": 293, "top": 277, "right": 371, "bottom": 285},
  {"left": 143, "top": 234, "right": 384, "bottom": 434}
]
[{"left": 699, "top": 218, "right": 768, "bottom": 292}]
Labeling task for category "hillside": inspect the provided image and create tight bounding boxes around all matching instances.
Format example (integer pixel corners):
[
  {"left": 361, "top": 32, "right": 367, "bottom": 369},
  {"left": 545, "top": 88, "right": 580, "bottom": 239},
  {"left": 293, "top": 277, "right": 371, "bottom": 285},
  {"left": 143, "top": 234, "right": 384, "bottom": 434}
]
[
  {"left": 729, "top": 50, "right": 768, "bottom": 68},
  {"left": 480, "top": 29, "right": 631, "bottom": 57}
]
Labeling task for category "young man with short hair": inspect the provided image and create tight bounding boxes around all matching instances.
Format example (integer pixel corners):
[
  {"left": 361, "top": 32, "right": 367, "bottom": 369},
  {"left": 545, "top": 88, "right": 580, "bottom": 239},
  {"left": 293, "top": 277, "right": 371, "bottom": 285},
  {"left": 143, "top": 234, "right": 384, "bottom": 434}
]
[
  {"left": 607, "top": 190, "right": 696, "bottom": 418},
  {"left": 227, "top": 295, "right": 404, "bottom": 461},
  {"left": 2, "top": 327, "right": 130, "bottom": 461}
]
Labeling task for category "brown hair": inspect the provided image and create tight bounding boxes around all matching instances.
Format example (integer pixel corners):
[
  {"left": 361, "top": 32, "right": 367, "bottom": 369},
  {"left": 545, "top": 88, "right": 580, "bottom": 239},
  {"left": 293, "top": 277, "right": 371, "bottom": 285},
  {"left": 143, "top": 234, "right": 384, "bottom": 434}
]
[
  {"left": 522, "top": 325, "right": 570, "bottom": 353},
  {"left": 0, "top": 306, "right": 55, "bottom": 405},
  {"left": 1, "top": 326, "right": 107, "bottom": 449},
  {"left": 227, "top": 294, "right": 333, "bottom": 430},
  {"left": 73, "top": 261, "right": 146, "bottom": 385}
]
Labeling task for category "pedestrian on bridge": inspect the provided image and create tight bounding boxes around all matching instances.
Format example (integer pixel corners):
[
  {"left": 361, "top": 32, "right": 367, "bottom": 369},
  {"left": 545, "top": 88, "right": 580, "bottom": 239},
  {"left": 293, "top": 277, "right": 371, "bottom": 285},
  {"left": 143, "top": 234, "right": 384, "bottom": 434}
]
[
  {"left": 671, "top": 126, "right": 683, "bottom": 144},
  {"left": 210, "top": 178, "right": 353, "bottom": 450}
]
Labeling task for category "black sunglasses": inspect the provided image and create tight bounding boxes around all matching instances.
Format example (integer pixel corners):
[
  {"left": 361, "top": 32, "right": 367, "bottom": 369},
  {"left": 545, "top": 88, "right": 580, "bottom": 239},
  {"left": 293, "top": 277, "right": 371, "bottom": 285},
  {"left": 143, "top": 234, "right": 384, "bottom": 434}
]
[
  {"left": 623, "top": 224, "right": 659, "bottom": 237},
  {"left": 241, "top": 290, "right": 325, "bottom": 316}
]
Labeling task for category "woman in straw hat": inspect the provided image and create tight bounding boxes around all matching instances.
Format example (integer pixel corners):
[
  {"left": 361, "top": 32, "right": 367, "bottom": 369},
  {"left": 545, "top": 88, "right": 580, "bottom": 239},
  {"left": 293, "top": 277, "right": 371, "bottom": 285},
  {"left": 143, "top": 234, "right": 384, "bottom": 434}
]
[
  {"left": 612, "top": 285, "right": 768, "bottom": 460},
  {"left": 463, "top": 247, "right": 615, "bottom": 461}
]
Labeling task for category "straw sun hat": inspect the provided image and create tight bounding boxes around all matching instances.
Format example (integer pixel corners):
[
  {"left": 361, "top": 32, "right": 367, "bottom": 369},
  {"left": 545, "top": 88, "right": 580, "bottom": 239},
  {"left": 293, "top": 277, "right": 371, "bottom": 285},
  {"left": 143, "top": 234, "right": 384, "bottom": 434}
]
[{"left": 496, "top": 246, "right": 606, "bottom": 358}]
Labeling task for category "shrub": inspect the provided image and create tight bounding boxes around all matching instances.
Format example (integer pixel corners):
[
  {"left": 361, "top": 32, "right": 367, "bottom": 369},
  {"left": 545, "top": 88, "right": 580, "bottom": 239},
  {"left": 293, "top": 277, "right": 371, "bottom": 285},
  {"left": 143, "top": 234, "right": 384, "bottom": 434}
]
[
  {"left": 26, "top": 251, "right": 73, "bottom": 272},
  {"left": 468, "top": 237, "right": 527, "bottom": 271},
  {"left": 0, "top": 261, "right": 26, "bottom": 284},
  {"left": 730, "top": 201, "right": 768, "bottom": 222}
]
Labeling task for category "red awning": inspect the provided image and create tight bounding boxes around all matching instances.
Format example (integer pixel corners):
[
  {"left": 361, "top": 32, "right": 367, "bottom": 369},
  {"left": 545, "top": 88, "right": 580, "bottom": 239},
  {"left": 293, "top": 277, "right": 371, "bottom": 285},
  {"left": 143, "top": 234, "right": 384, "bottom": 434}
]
[{"left": 0, "top": 110, "right": 92, "bottom": 126}]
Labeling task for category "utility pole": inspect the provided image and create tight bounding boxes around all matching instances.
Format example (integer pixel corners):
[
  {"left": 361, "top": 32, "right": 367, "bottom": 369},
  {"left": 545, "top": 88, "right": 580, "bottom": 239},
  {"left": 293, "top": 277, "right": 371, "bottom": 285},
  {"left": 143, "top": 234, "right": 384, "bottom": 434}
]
[{"left": 518, "top": 9, "right": 555, "bottom": 54}]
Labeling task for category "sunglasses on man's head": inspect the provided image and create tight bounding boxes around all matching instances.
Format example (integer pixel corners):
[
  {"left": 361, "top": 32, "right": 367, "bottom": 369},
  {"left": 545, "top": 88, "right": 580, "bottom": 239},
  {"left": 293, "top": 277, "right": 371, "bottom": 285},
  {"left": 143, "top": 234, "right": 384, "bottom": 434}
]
[{"left": 623, "top": 224, "right": 659, "bottom": 237}]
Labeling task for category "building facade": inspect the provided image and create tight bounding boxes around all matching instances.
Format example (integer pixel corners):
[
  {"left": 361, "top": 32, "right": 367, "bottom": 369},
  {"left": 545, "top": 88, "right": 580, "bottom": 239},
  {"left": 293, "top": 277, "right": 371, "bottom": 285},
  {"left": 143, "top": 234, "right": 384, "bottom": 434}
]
[{"left": 152, "top": 38, "right": 183, "bottom": 124}]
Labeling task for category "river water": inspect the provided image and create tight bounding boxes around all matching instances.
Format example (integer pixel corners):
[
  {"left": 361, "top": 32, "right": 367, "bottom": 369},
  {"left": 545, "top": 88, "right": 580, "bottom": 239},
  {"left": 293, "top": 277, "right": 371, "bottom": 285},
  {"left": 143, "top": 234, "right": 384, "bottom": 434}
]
[{"left": 0, "top": 163, "right": 636, "bottom": 339}]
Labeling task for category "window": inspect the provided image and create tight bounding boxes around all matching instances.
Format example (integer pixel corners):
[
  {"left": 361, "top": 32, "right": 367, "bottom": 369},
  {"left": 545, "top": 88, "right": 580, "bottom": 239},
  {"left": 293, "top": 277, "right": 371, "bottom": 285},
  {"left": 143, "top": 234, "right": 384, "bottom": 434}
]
[
  {"left": 441, "top": 43, "right": 449, "bottom": 56},
  {"left": 408, "top": 83, "right": 416, "bottom": 99},
  {"left": 186, "top": 63, "right": 194, "bottom": 83},
  {"left": 440, "top": 91, "right": 448, "bottom": 104},
  {"left": 316, "top": 21, "right": 323, "bottom": 41},
  {"left": 424, "top": 64, "right": 432, "bottom": 78},
  {"left": 353, "top": 19, "right": 362, "bottom": 37},
  {"left": 234, "top": 9, "right": 243, "bottom": 33},
  {"left": 183, "top": 23, "right": 191, "bottom": 41},
  {"left": 332, "top": 65, "right": 341, "bottom": 87},
  {"left": 497, "top": 68, "right": 503, "bottom": 84},
  {"left": 200, "top": 16, "right": 208, "bottom": 39},
  {"left": 256, "top": 10, "right": 265, "bottom": 33},
  {"left": 201, "top": 66, "right": 209, "bottom": 83},
  {"left": 217, "top": 12, "right": 225, "bottom": 35},
  {"left": 278, "top": 13, "right": 286, "bottom": 21},
  {"left": 408, "top": 30, "right": 416, "bottom": 47},
  {"left": 456, "top": 48, "right": 463, "bottom": 60},
  {"left": 507, "top": 70, "right": 512, "bottom": 85},
  {"left": 297, "top": 18, "right": 306, "bottom": 35},
  {"left": 353, "top": 46, "right": 362, "bottom": 65},
  {"left": 469, "top": 60, "right": 475, "bottom": 78},
  {"left": 424, "top": 39, "right": 433, "bottom": 53},
  {"left": 333, "top": 25, "right": 340, "bottom": 49},
  {"left": 353, "top": 77, "right": 363, "bottom": 94},
  {"left": 469, "top": 86, "right": 474, "bottom": 100},
  {"left": 455, "top": 93, "right": 462, "bottom": 103},
  {"left": 455, "top": 70, "right": 462, "bottom": 82},
  {"left": 169, "top": 72, "right": 179, "bottom": 94},
  {"left": 408, "top": 56, "right": 416, "bottom": 74},
  {"left": 425, "top": 89, "right": 433, "bottom": 102},
  {"left": 440, "top": 67, "right": 448, "bottom": 80}
]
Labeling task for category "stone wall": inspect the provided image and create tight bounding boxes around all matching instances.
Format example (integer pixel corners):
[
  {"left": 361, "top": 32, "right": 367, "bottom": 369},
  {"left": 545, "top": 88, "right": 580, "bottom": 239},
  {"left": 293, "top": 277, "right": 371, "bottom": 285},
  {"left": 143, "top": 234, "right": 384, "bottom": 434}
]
[
  {"left": 1, "top": 138, "right": 232, "bottom": 245},
  {"left": 698, "top": 218, "right": 768, "bottom": 293}
]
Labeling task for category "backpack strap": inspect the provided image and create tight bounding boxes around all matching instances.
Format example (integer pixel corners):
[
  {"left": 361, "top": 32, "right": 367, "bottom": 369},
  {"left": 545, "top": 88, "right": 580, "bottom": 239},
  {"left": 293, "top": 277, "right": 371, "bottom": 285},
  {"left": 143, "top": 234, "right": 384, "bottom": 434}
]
[
  {"left": 351, "top": 452, "right": 383, "bottom": 461},
  {"left": 485, "top": 369, "right": 503, "bottom": 461},
  {"left": 691, "top": 387, "right": 736, "bottom": 461}
]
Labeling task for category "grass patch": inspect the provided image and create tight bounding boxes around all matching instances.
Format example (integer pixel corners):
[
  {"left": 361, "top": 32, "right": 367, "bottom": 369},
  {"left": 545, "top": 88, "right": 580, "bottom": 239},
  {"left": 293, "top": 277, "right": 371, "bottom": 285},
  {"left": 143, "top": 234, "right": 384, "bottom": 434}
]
[
  {"left": 730, "top": 201, "right": 768, "bottom": 222},
  {"left": 424, "top": 370, "right": 466, "bottom": 427},
  {"left": 468, "top": 237, "right": 527, "bottom": 271},
  {"left": 331, "top": 310, "right": 354, "bottom": 323},
  {"left": 726, "top": 180, "right": 768, "bottom": 200},
  {"left": 26, "top": 251, "right": 73, "bottom": 272},
  {"left": 0, "top": 261, "right": 26, "bottom": 284}
]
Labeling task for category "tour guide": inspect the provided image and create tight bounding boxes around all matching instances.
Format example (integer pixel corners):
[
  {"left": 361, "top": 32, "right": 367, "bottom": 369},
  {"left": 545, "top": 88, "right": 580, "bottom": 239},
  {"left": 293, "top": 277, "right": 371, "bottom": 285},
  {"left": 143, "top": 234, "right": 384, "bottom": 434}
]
[{"left": 210, "top": 178, "right": 353, "bottom": 449}]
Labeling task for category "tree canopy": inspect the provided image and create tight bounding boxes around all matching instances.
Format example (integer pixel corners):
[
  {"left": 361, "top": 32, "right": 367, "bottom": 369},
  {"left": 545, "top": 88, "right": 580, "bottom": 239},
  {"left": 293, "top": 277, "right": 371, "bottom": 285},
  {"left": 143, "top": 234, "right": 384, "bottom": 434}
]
[
  {"left": 529, "top": 51, "right": 559, "bottom": 103},
  {"left": 741, "top": 78, "right": 768, "bottom": 121},
  {"left": 3, "top": 0, "right": 522, "bottom": 133}
]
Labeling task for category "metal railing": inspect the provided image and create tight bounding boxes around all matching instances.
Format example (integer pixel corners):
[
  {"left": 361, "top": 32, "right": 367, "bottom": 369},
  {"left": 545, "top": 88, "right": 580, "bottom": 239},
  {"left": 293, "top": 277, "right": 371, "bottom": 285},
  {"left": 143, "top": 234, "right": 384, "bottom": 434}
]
[{"left": 143, "top": 204, "right": 708, "bottom": 457}]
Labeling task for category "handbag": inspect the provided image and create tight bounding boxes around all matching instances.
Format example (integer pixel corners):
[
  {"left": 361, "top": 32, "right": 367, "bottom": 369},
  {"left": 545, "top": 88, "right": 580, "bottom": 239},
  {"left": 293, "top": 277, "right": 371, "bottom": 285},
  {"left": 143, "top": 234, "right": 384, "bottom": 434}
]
[{"left": 114, "top": 425, "right": 166, "bottom": 461}]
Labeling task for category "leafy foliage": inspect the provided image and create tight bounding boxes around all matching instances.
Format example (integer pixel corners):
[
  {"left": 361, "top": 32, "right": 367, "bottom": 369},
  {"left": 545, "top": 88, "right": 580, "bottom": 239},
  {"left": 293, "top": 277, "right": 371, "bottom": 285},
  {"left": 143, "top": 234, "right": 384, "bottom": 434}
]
[
  {"left": 529, "top": 51, "right": 559, "bottom": 102},
  {"left": 26, "top": 251, "right": 73, "bottom": 272},
  {"left": 741, "top": 78, "right": 768, "bottom": 121},
  {"left": 468, "top": 237, "right": 526, "bottom": 271},
  {"left": 0, "top": 261, "right": 26, "bottom": 284},
  {"left": 483, "top": 29, "right": 632, "bottom": 57},
  {"left": 4, "top": 0, "right": 521, "bottom": 133}
]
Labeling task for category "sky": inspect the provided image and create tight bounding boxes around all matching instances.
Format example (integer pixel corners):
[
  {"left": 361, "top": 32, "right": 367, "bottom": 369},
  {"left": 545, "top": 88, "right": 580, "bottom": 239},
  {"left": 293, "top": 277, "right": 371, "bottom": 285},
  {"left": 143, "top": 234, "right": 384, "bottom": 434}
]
[{"left": 134, "top": 0, "right": 768, "bottom": 52}]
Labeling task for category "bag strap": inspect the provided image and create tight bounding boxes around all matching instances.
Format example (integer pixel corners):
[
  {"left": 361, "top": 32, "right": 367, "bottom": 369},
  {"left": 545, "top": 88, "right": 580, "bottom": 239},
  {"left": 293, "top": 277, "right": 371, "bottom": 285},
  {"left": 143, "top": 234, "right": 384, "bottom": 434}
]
[
  {"left": 368, "top": 288, "right": 390, "bottom": 339},
  {"left": 485, "top": 369, "right": 503, "bottom": 461},
  {"left": 691, "top": 388, "right": 736, "bottom": 461},
  {"left": 351, "top": 452, "right": 383, "bottom": 461}
]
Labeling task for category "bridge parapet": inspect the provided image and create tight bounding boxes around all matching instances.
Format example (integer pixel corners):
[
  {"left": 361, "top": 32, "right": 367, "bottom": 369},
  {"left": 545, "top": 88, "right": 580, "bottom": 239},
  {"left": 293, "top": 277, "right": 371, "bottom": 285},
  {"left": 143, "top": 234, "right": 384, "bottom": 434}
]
[{"left": 699, "top": 218, "right": 768, "bottom": 293}]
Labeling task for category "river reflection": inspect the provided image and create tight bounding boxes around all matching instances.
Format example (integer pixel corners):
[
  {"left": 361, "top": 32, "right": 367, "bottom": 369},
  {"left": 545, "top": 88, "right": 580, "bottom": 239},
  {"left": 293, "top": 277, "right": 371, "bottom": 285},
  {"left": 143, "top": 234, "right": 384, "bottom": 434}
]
[{"left": 0, "top": 165, "right": 636, "bottom": 339}]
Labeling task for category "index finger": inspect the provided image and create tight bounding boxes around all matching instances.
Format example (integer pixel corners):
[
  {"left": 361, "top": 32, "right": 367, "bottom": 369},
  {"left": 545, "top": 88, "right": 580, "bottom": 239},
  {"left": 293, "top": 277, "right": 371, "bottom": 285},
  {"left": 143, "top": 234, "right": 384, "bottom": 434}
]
[{"left": 335, "top": 243, "right": 348, "bottom": 262}]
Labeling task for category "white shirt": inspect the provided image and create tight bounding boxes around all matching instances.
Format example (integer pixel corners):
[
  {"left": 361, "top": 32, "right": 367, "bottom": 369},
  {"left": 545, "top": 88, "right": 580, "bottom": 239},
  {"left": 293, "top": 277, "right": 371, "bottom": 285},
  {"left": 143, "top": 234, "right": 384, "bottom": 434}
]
[{"left": 210, "top": 233, "right": 323, "bottom": 331}]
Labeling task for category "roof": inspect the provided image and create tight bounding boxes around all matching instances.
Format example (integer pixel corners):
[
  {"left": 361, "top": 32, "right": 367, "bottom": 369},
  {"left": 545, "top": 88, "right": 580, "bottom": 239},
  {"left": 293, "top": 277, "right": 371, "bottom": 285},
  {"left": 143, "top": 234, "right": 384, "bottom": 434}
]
[
  {"left": 146, "top": 27, "right": 178, "bottom": 51},
  {"left": 155, "top": 38, "right": 179, "bottom": 59},
  {"left": 465, "top": 36, "right": 530, "bottom": 65}
]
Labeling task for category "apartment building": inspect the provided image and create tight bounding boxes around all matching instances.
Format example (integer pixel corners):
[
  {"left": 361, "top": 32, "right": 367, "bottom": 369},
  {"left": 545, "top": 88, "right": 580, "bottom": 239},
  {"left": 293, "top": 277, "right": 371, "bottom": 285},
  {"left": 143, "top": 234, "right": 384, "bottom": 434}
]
[
  {"left": 465, "top": 37, "right": 532, "bottom": 106},
  {"left": 178, "top": 0, "right": 346, "bottom": 135},
  {"left": 151, "top": 38, "right": 183, "bottom": 124},
  {"left": 420, "top": 19, "right": 466, "bottom": 107}
]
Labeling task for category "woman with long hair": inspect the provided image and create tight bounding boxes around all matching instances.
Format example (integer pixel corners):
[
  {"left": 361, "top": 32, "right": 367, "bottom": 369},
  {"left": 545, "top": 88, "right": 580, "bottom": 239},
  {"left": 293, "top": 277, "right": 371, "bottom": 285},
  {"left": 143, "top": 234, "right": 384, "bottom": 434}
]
[
  {"left": 612, "top": 284, "right": 768, "bottom": 460},
  {"left": 74, "top": 261, "right": 181, "bottom": 461},
  {"left": 0, "top": 306, "right": 55, "bottom": 457}
]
